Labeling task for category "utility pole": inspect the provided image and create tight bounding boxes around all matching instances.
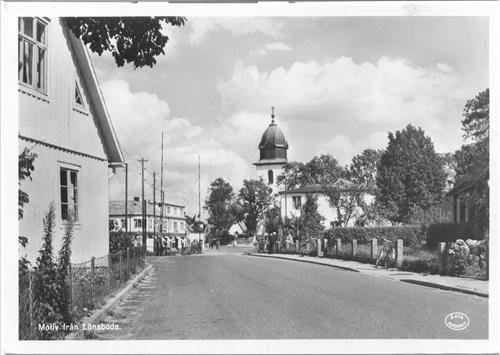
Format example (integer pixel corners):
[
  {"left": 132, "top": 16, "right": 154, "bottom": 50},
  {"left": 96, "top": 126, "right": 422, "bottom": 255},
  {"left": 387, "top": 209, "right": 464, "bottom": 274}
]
[
  {"left": 160, "top": 132, "right": 164, "bottom": 235},
  {"left": 153, "top": 171, "right": 156, "bottom": 255},
  {"left": 198, "top": 154, "right": 201, "bottom": 245},
  {"left": 138, "top": 158, "right": 149, "bottom": 246},
  {"left": 125, "top": 162, "right": 128, "bottom": 234}
]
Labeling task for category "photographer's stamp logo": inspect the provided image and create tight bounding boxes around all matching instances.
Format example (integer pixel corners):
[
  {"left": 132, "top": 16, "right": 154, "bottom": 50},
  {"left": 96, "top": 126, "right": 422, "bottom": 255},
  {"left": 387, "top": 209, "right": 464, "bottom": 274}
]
[{"left": 445, "top": 312, "right": 470, "bottom": 330}]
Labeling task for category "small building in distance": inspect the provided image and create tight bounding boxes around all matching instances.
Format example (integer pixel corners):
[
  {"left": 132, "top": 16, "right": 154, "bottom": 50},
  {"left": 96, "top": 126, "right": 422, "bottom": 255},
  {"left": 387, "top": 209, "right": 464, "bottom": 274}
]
[{"left": 109, "top": 198, "right": 187, "bottom": 251}]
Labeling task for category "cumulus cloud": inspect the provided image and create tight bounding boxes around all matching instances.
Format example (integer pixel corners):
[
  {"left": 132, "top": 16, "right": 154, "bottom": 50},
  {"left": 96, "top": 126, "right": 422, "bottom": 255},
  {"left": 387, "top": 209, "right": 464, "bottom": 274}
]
[
  {"left": 253, "top": 42, "right": 292, "bottom": 56},
  {"left": 102, "top": 80, "right": 252, "bottom": 214},
  {"left": 218, "top": 57, "right": 466, "bottom": 153},
  {"left": 189, "top": 18, "right": 285, "bottom": 45}
]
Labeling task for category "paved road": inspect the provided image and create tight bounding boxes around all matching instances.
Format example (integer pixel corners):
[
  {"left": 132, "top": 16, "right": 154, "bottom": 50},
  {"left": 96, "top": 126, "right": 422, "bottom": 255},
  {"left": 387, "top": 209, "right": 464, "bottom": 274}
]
[{"left": 94, "top": 247, "right": 488, "bottom": 339}]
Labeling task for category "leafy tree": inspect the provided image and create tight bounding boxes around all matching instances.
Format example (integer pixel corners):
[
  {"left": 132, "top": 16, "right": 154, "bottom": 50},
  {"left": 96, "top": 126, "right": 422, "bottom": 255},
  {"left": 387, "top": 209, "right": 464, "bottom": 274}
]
[
  {"left": 33, "top": 203, "right": 60, "bottom": 339},
  {"left": 185, "top": 214, "right": 205, "bottom": 234},
  {"left": 64, "top": 17, "right": 187, "bottom": 68},
  {"left": 297, "top": 194, "right": 325, "bottom": 239},
  {"left": 376, "top": 124, "right": 446, "bottom": 223},
  {"left": 205, "top": 178, "right": 236, "bottom": 237},
  {"left": 264, "top": 205, "right": 282, "bottom": 236},
  {"left": 19, "top": 147, "right": 37, "bottom": 221},
  {"left": 348, "top": 149, "right": 383, "bottom": 188},
  {"left": 277, "top": 154, "right": 345, "bottom": 190},
  {"left": 236, "top": 178, "right": 274, "bottom": 236},
  {"left": 454, "top": 89, "right": 489, "bottom": 236},
  {"left": 324, "top": 179, "right": 368, "bottom": 227},
  {"left": 19, "top": 147, "right": 38, "bottom": 277}
]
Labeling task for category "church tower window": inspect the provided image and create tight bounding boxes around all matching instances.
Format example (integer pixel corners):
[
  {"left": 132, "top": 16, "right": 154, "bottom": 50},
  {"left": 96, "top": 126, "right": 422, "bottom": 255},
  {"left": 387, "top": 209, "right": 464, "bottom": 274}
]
[{"left": 268, "top": 170, "right": 274, "bottom": 184}]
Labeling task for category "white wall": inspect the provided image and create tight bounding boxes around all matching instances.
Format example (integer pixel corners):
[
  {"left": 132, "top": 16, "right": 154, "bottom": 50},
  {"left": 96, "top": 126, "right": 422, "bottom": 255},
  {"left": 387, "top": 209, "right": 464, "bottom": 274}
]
[
  {"left": 256, "top": 163, "right": 284, "bottom": 194},
  {"left": 19, "top": 141, "right": 109, "bottom": 263},
  {"left": 18, "top": 19, "right": 111, "bottom": 263},
  {"left": 280, "top": 191, "right": 375, "bottom": 228}
]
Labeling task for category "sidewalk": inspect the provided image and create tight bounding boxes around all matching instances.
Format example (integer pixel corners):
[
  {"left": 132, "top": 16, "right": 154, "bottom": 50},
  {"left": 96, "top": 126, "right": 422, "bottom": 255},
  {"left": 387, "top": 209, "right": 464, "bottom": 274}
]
[{"left": 249, "top": 252, "right": 488, "bottom": 297}]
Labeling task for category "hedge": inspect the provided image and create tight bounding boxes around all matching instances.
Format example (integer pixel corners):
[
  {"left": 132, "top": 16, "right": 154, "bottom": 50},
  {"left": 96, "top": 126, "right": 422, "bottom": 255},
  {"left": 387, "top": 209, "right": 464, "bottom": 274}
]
[
  {"left": 426, "top": 222, "right": 483, "bottom": 249},
  {"left": 323, "top": 225, "right": 425, "bottom": 248}
]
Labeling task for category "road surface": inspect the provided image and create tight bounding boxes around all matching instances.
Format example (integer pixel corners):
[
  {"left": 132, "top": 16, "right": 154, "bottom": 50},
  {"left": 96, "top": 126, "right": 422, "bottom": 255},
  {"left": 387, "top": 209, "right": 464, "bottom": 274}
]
[{"left": 93, "top": 247, "right": 488, "bottom": 339}]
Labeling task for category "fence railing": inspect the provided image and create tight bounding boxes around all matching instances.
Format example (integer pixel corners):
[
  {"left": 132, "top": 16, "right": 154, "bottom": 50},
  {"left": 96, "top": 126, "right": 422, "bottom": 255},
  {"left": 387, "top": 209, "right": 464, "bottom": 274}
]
[
  {"left": 19, "top": 245, "right": 146, "bottom": 340},
  {"left": 262, "top": 237, "right": 488, "bottom": 280}
]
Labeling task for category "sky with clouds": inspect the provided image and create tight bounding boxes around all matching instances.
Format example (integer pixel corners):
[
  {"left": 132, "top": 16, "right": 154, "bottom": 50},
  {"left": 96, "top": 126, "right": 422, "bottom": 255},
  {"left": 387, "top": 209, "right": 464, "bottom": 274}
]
[{"left": 93, "top": 17, "right": 489, "bottom": 217}]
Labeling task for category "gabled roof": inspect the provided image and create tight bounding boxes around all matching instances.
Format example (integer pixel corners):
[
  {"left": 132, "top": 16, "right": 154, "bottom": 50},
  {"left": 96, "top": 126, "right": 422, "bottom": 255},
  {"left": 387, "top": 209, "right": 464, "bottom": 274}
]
[
  {"left": 279, "top": 179, "right": 374, "bottom": 195},
  {"left": 64, "top": 22, "right": 124, "bottom": 166}
]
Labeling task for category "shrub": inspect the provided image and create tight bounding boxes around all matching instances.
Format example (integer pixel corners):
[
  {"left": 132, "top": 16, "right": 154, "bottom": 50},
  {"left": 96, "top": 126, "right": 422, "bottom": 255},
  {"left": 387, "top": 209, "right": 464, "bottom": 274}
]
[
  {"left": 324, "top": 225, "right": 425, "bottom": 247},
  {"left": 110, "top": 231, "right": 136, "bottom": 254},
  {"left": 426, "top": 222, "right": 483, "bottom": 248},
  {"left": 33, "top": 202, "right": 61, "bottom": 339}
]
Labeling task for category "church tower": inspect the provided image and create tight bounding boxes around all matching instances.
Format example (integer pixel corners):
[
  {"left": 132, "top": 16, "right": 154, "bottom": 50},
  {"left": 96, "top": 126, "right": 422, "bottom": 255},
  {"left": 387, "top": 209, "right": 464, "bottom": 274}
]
[{"left": 254, "top": 107, "right": 288, "bottom": 193}]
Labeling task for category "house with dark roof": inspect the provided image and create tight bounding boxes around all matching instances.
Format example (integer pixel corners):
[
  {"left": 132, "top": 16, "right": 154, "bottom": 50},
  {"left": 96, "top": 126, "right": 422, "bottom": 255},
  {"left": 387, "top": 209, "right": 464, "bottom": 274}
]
[
  {"left": 109, "top": 198, "right": 187, "bottom": 251},
  {"left": 18, "top": 17, "right": 125, "bottom": 263},
  {"left": 279, "top": 179, "right": 377, "bottom": 228}
]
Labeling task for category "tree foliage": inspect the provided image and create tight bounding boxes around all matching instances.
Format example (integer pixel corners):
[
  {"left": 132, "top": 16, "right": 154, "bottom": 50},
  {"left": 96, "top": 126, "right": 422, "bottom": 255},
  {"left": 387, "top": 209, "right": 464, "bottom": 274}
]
[
  {"left": 65, "top": 17, "right": 187, "bottom": 68},
  {"left": 348, "top": 149, "right": 383, "bottom": 188},
  {"left": 236, "top": 178, "right": 274, "bottom": 236},
  {"left": 205, "top": 178, "right": 236, "bottom": 235},
  {"left": 277, "top": 154, "right": 345, "bottom": 190},
  {"left": 376, "top": 124, "right": 446, "bottom": 223},
  {"left": 324, "top": 179, "right": 368, "bottom": 227},
  {"left": 454, "top": 89, "right": 489, "bottom": 235},
  {"left": 297, "top": 194, "right": 325, "bottom": 239},
  {"left": 19, "top": 147, "right": 37, "bottom": 221}
]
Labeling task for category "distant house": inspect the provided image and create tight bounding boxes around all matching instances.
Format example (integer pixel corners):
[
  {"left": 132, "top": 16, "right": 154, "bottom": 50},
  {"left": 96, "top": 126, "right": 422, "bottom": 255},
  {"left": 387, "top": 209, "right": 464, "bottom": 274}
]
[
  {"left": 109, "top": 198, "right": 187, "bottom": 251},
  {"left": 279, "top": 179, "right": 376, "bottom": 229},
  {"left": 18, "top": 17, "right": 125, "bottom": 263},
  {"left": 229, "top": 221, "right": 247, "bottom": 236}
]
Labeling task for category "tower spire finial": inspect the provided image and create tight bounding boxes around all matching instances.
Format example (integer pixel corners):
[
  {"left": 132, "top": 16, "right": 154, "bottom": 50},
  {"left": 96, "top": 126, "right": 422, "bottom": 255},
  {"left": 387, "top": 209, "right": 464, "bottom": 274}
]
[{"left": 271, "top": 106, "right": 275, "bottom": 123}]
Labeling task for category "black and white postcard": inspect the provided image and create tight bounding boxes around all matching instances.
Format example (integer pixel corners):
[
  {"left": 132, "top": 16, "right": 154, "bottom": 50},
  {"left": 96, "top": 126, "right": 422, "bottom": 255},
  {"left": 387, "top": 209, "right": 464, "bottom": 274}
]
[{"left": 1, "top": 1, "right": 499, "bottom": 354}]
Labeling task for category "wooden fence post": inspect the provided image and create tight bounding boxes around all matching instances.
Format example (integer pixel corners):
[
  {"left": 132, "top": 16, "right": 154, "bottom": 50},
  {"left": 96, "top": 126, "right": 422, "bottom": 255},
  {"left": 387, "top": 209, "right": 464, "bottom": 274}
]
[
  {"left": 336, "top": 239, "right": 342, "bottom": 256},
  {"left": 126, "top": 247, "right": 130, "bottom": 280},
  {"left": 119, "top": 250, "right": 123, "bottom": 284},
  {"left": 370, "top": 239, "right": 378, "bottom": 261},
  {"left": 318, "top": 238, "right": 324, "bottom": 258},
  {"left": 107, "top": 253, "right": 112, "bottom": 292},
  {"left": 395, "top": 239, "right": 404, "bottom": 268},
  {"left": 437, "top": 242, "right": 446, "bottom": 275},
  {"left": 91, "top": 257, "right": 96, "bottom": 308},
  {"left": 351, "top": 239, "right": 357, "bottom": 258}
]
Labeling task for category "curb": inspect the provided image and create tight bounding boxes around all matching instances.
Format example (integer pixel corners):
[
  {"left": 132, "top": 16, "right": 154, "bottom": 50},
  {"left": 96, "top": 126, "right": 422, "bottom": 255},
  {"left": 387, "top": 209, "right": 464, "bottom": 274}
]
[
  {"left": 248, "top": 253, "right": 488, "bottom": 298},
  {"left": 400, "top": 279, "right": 488, "bottom": 298},
  {"left": 65, "top": 264, "right": 153, "bottom": 340},
  {"left": 248, "top": 253, "right": 360, "bottom": 273}
]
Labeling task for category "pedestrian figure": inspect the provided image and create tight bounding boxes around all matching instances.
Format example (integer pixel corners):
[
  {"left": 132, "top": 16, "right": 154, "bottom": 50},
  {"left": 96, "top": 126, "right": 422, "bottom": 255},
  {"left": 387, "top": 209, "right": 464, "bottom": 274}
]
[{"left": 375, "top": 238, "right": 396, "bottom": 268}]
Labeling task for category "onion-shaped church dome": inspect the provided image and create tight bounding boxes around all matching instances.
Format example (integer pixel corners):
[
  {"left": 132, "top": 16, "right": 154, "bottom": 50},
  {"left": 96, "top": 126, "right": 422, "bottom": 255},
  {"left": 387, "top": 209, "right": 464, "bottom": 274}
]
[{"left": 256, "top": 108, "right": 288, "bottom": 163}]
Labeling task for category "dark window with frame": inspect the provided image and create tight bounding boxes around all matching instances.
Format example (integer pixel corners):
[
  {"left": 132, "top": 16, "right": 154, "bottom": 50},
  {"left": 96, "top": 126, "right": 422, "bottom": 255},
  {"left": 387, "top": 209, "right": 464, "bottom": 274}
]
[
  {"left": 18, "top": 17, "right": 47, "bottom": 92},
  {"left": 293, "top": 196, "right": 302, "bottom": 209},
  {"left": 74, "top": 80, "right": 84, "bottom": 107},
  {"left": 268, "top": 170, "right": 274, "bottom": 184},
  {"left": 60, "top": 168, "right": 78, "bottom": 221}
]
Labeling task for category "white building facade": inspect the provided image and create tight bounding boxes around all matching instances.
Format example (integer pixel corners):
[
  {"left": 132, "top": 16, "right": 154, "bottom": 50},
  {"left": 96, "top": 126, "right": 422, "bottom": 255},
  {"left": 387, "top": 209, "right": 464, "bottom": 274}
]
[
  {"left": 279, "top": 182, "right": 376, "bottom": 229},
  {"left": 18, "top": 17, "right": 125, "bottom": 263}
]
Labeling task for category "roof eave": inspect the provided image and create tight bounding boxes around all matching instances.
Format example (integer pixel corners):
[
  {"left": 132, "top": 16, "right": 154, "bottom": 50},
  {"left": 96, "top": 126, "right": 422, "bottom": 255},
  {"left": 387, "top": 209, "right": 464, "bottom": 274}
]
[{"left": 64, "top": 21, "right": 125, "bottom": 165}]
